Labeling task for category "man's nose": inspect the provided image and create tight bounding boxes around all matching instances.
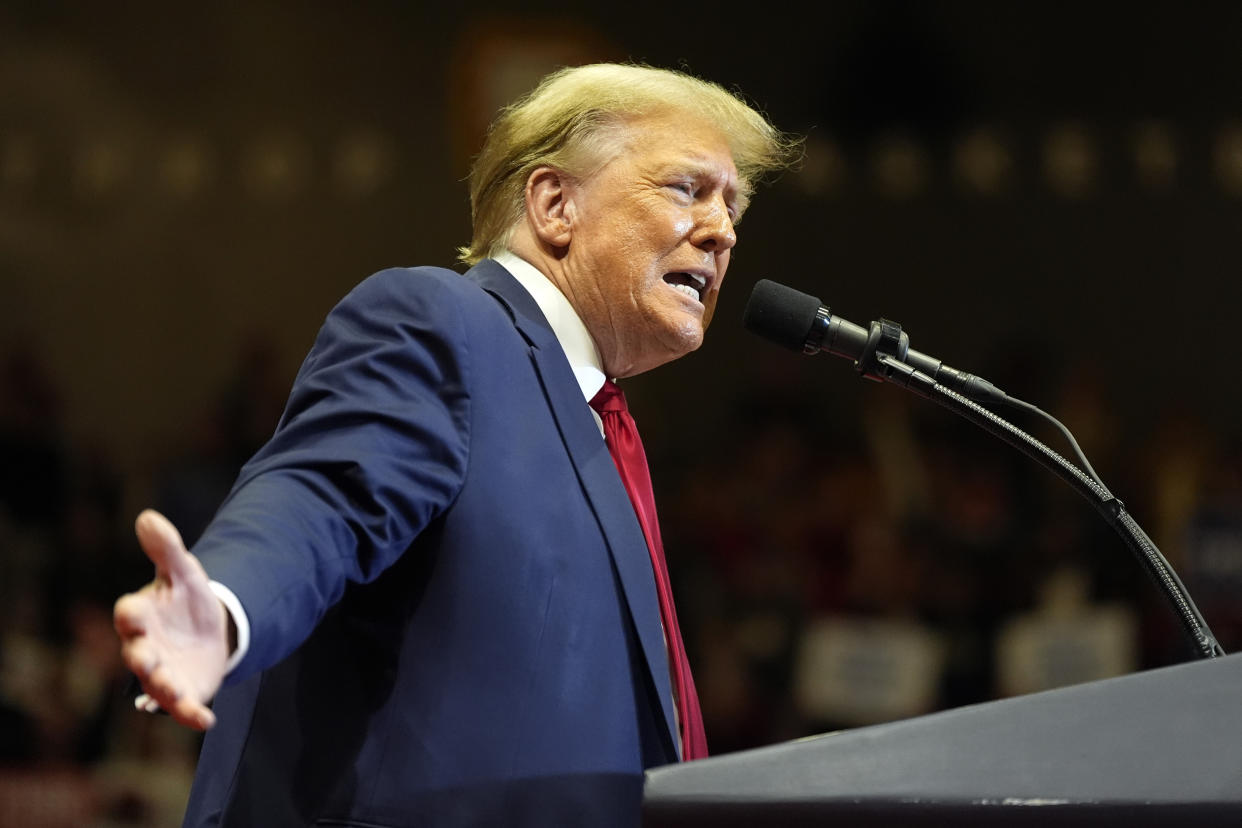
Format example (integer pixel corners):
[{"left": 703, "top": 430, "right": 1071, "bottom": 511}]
[{"left": 693, "top": 198, "right": 737, "bottom": 253}]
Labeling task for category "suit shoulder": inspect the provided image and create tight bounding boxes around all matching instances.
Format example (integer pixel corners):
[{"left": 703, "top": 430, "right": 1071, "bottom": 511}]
[{"left": 339, "top": 266, "right": 502, "bottom": 324}]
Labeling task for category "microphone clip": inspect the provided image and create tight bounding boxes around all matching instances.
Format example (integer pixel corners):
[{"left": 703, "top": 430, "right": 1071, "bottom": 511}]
[{"left": 856, "top": 318, "right": 911, "bottom": 383}]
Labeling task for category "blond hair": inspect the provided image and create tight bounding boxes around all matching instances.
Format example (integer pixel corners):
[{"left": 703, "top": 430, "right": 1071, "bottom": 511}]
[{"left": 458, "top": 63, "right": 800, "bottom": 265}]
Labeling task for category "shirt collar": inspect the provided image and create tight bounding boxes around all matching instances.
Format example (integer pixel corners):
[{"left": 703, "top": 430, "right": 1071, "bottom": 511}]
[{"left": 493, "top": 250, "right": 607, "bottom": 404}]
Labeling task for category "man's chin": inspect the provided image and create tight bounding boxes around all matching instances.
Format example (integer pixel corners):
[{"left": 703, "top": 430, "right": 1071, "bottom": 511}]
[
  {"left": 661, "top": 326, "right": 706, "bottom": 364},
  {"left": 614, "top": 330, "right": 704, "bottom": 378}
]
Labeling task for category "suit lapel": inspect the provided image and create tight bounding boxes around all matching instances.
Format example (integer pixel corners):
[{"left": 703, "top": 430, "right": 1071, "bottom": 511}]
[{"left": 465, "top": 260, "right": 680, "bottom": 757}]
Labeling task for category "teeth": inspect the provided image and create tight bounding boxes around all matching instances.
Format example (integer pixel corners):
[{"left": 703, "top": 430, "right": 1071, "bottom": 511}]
[
  {"left": 686, "top": 273, "right": 707, "bottom": 289},
  {"left": 671, "top": 283, "right": 701, "bottom": 301}
]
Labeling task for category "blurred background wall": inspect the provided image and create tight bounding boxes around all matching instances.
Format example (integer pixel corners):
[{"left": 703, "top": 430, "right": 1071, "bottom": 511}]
[{"left": 3, "top": 1, "right": 1242, "bottom": 824}]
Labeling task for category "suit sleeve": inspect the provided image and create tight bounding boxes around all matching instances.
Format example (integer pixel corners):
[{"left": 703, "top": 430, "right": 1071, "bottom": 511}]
[{"left": 192, "top": 268, "right": 473, "bottom": 681}]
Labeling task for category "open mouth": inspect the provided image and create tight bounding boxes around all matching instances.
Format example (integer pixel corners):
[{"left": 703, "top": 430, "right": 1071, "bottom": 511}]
[{"left": 663, "top": 272, "right": 707, "bottom": 302}]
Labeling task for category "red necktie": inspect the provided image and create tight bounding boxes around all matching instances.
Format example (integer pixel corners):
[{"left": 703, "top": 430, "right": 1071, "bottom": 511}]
[{"left": 590, "top": 380, "right": 708, "bottom": 761}]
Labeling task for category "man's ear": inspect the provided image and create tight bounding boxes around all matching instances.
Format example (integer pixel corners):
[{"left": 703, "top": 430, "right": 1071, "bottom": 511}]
[{"left": 525, "top": 167, "right": 574, "bottom": 249}]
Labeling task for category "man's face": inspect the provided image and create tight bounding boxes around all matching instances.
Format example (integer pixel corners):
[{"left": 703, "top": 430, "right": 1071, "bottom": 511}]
[{"left": 558, "top": 113, "right": 742, "bottom": 378}]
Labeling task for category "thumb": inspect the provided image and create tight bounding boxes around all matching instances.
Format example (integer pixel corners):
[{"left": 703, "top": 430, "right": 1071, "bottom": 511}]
[{"left": 134, "top": 509, "right": 196, "bottom": 581}]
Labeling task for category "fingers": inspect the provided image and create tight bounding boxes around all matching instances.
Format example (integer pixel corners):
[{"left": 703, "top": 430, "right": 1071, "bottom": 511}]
[
  {"left": 120, "top": 509, "right": 222, "bottom": 732},
  {"left": 121, "top": 508, "right": 226, "bottom": 732},
  {"left": 140, "top": 681, "right": 217, "bottom": 730},
  {"left": 134, "top": 693, "right": 215, "bottom": 730},
  {"left": 134, "top": 509, "right": 199, "bottom": 582},
  {"left": 170, "top": 695, "right": 217, "bottom": 731},
  {"left": 113, "top": 592, "right": 148, "bottom": 638},
  {"left": 119, "top": 633, "right": 160, "bottom": 681},
  {"left": 128, "top": 648, "right": 217, "bottom": 731}
]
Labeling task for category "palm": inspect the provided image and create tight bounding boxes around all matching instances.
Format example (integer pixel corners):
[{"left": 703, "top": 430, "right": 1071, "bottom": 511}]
[{"left": 114, "top": 509, "right": 229, "bottom": 730}]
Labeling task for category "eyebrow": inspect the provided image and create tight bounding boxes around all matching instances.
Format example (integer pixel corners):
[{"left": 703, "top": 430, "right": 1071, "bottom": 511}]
[{"left": 670, "top": 159, "right": 745, "bottom": 215}]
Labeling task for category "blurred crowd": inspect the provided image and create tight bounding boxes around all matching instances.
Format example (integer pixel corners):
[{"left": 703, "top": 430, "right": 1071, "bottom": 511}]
[
  {"left": 0, "top": 338, "right": 284, "bottom": 826},
  {"left": 2, "top": 332, "right": 1240, "bottom": 825},
  {"left": 664, "top": 346, "right": 1242, "bottom": 754}
]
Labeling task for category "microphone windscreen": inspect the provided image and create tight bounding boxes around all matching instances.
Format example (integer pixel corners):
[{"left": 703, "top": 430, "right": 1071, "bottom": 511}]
[{"left": 742, "top": 279, "right": 823, "bottom": 352}]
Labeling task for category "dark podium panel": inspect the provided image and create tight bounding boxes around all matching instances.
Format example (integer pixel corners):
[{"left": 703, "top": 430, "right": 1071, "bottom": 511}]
[{"left": 644, "top": 654, "right": 1242, "bottom": 826}]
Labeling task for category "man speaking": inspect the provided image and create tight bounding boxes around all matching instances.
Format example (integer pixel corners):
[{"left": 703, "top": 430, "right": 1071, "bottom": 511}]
[{"left": 114, "top": 63, "right": 797, "bottom": 826}]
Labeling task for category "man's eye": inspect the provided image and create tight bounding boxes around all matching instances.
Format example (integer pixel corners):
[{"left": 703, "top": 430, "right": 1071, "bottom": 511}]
[{"left": 670, "top": 182, "right": 695, "bottom": 197}]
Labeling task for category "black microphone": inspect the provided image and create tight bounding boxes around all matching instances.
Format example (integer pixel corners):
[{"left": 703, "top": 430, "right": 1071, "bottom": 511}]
[{"left": 742, "top": 279, "right": 1005, "bottom": 404}]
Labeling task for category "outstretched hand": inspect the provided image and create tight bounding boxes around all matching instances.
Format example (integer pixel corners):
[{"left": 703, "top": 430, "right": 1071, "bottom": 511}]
[{"left": 114, "top": 509, "right": 231, "bottom": 730}]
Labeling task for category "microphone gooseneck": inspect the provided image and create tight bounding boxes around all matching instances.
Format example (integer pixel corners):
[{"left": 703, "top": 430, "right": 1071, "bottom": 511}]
[{"left": 741, "top": 278, "right": 1224, "bottom": 661}]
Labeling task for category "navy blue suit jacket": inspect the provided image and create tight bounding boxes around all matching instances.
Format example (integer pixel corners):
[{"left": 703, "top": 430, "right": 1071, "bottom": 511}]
[{"left": 181, "top": 260, "right": 680, "bottom": 827}]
